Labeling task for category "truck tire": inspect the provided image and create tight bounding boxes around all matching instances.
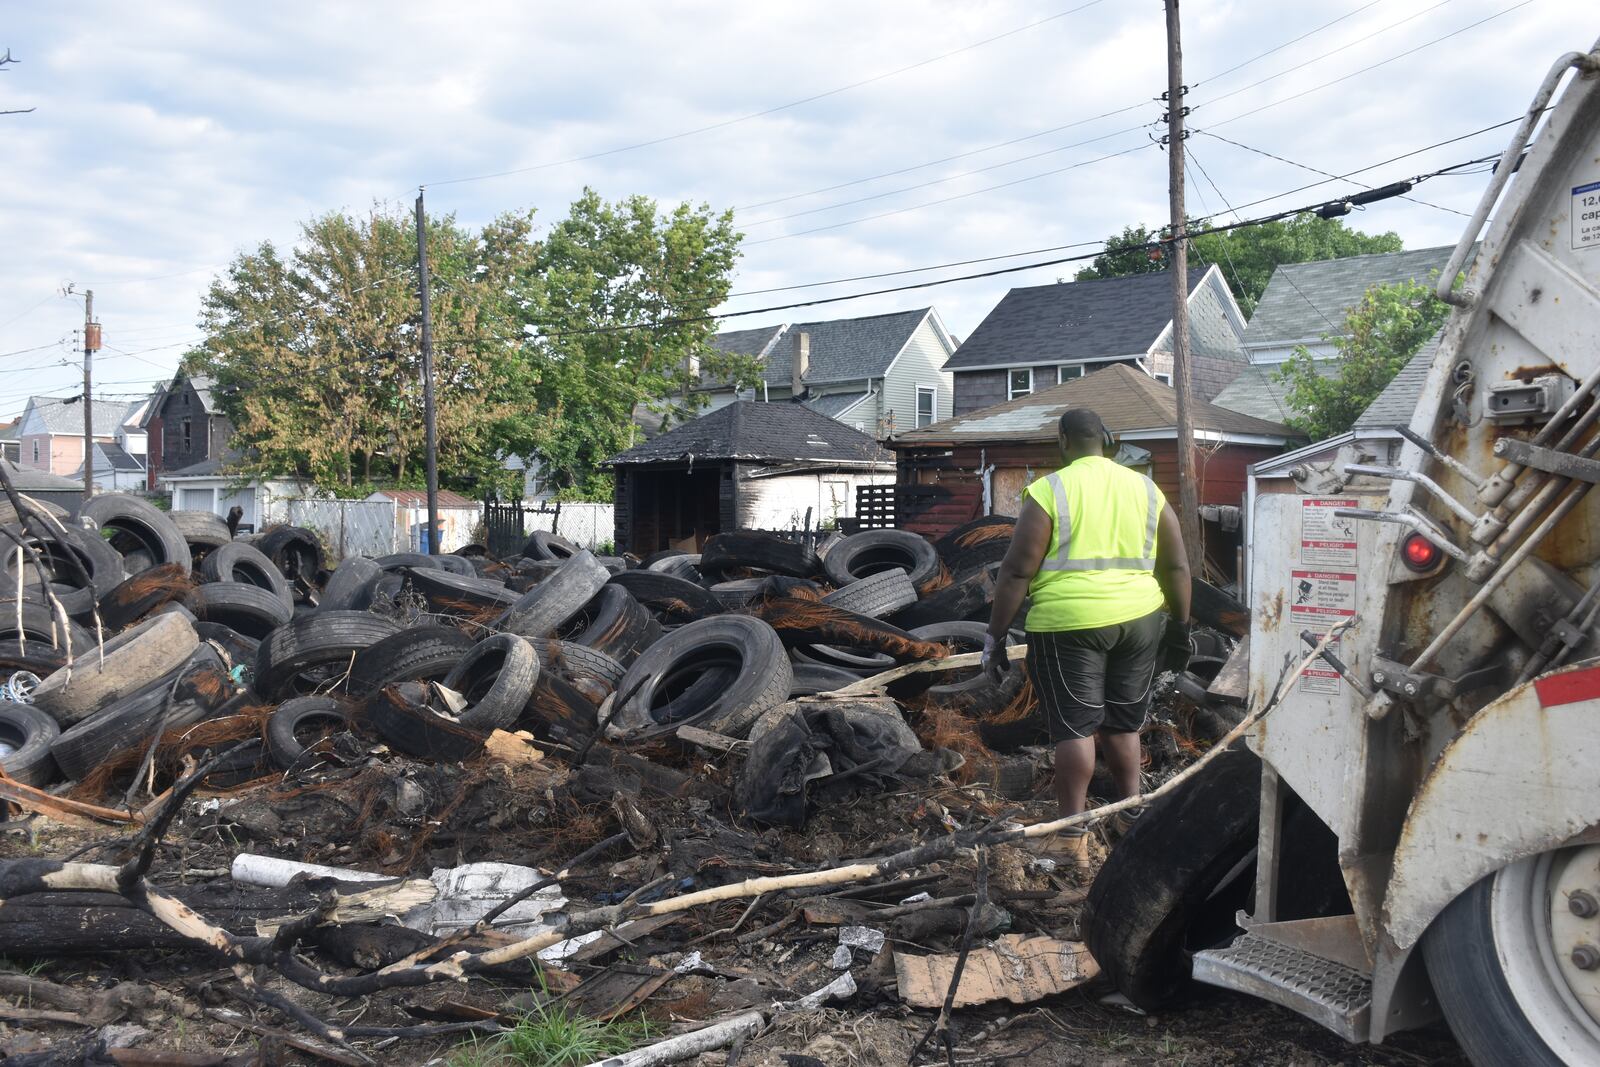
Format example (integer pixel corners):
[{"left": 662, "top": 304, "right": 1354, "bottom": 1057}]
[
  {"left": 1422, "top": 849, "right": 1598, "bottom": 1067},
  {"left": 201, "top": 543, "right": 293, "bottom": 608},
  {"left": 442, "top": 633, "right": 538, "bottom": 731},
  {"left": 609, "top": 615, "right": 792, "bottom": 741},
  {"left": 606, "top": 571, "right": 723, "bottom": 623},
  {"left": 191, "top": 582, "right": 294, "bottom": 639},
  {"left": 701, "top": 532, "right": 820, "bottom": 580},
  {"left": 935, "top": 515, "right": 1015, "bottom": 563},
  {"left": 403, "top": 567, "right": 518, "bottom": 615},
  {"left": 1082, "top": 742, "right": 1262, "bottom": 1010},
  {"left": 170, "top": 510, "right": 232, "bottom": 564},
  {"left": 521, "top": 531, "right": 578, "bottom": 562},
  {"left": 821, "top": 568, "right": 917, "bottom": 618},
  {"left": 321, "top": 557, "right": 382, "bottom": 611},
  {"left": 266, "top": 695, "right": 352, "bottom": 770},
  {"left": 823, "top": 529, "right": 941, "bottom": 592},
  {"left": 0, "top": 640, "right": 68, "bottom": 700},
  {"left": 709, "top": 579, "right": 765, "bottom": 609},
  {"left": 526, "top": 638, "right": 624, "bottom": 690},
  {"left": 497, "top": 551, "right": 610, "bottom": 638},
  {"left": 76, "top": 494, "right": 190, "bottom": 576},
  {"left": 0, "top": 702, "right": 61, "bottom": 787},
  {"left": 554, "top": 586, "right": 659, "bottom": 666},
  {"left": 32, "top": 613, "right": 200, "bottom": 726},
  {"left": 644, "top": 553, "right": 702, "bottom": 583},
  {"left": 347, "top": 625, "right": 474, "bottom": 697},
  {"left": 255, "top": 611, "right": 400, "bottom": 700}
]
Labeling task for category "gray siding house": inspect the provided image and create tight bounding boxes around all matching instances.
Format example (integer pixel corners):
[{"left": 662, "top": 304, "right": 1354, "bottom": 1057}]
[
  {"left": 695, "top": 307, "right": 956, "bottom": 439},
  {"left": 942, "top": 266, "right": 1248, "bottom": 416}
]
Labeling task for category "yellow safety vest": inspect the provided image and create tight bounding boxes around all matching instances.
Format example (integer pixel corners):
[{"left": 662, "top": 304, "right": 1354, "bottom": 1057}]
[{"left": 1022, "top": 456, "right": 1167, "bottom": 632}]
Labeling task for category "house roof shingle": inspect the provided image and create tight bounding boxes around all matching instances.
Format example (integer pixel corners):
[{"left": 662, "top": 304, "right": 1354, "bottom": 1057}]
[
  {"left": 708, "top": 308, "right": 933, "bottom": 387},
  {"left": 25, "top": 396, "right": 144, "bottom": 436},
  {"left": 891, "top": 363, "right": 1296, "bottom": 447},
  {"left": 607, "top": 400, "right": 893, "bottom": 468},
  {"left": 1243, "top": 245, "right": 1458, "bottom": 349},
  {"left": 804, "top": 392, "right": 871, "bottom": 419},
  {"left": 93, "top": 443, "right": 146, "bottom": 472},
  {"left": 1353, "top": 330, "right": 1443, "bottom": 432},
  {"left": 1211, "top": 361, "right": 1341, "bottom": 424},
  {"left": 942, "top": 269, "right": 1206, "bottom": 372}
]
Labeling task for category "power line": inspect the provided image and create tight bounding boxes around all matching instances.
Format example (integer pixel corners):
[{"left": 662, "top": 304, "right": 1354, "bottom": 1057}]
[
  {"left": 1191, "top": 0, "right": 1390, "bottom": 88},
  {"left": 424, "top": 0, "right": 1112, "bottom": 188}
]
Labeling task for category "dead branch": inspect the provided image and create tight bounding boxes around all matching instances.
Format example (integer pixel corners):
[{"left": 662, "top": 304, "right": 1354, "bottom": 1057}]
[{"left": 910, "top": 845, "right": 988, "bottom": 1066}]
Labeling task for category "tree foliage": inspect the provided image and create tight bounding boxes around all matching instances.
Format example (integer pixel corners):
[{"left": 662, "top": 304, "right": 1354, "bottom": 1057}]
[
  {"left": 1074, "top": 214, "right": 1403, "bottom": 315},
  {"left": 1273, "top": 278, "right": 1450, "bottom": 440},
  {"left": 189, "top": 190, "right": 750, "bottom": 499}
]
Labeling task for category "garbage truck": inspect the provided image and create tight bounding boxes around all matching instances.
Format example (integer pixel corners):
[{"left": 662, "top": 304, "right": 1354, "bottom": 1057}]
[{"left": 1083, "top": 40, "right": 1600, "bottom": 1066}]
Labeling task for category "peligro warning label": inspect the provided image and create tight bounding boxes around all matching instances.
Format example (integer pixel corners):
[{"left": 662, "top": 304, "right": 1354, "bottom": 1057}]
[
  {"left": 1289, "top": 569, "right": 1356, "bottom": 632},
  {"left": 1574, "top": 179, "right": 1600, "bottom": 251},
  {"left": 1300, "top": 498, "right": 1358, "bottom": 567},
  {"left": 1300, "top": 637, "right": 1343, "bottom": 695}
]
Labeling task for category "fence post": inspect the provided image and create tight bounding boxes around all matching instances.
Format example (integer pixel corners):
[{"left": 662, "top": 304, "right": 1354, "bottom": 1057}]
[{"left": 551, "top": 500, "right": 562, "bottom": 537}]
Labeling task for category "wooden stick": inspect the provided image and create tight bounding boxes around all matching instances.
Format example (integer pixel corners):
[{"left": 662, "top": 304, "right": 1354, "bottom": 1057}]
[
  {"left": 578, "top": 1010, "right": 765, "bottom": 1067},
  {"left": 814, "top": 646, "right": 1027, "bottom": 699},
  {"left": 0, "top": 775, "right": 145, "bottom": 824}
]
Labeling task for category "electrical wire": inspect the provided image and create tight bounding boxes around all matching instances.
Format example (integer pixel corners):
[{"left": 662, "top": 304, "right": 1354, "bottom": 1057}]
[{"left": 1191, "top": 0, "right": 1391, "bottom": 88}]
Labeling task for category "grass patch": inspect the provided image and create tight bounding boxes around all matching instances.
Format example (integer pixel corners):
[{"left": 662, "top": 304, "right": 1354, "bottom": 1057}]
[{"left": 450, "top": 1000, "right": 652, "bottom": 1067}]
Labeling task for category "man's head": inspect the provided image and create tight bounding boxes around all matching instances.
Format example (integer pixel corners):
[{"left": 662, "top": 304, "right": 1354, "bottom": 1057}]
[{"left": 1057, "top": 408, "right": 1113, "bottom": 464}]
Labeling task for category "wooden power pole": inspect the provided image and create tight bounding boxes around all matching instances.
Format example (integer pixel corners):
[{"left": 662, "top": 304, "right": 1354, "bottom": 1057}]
[
  {"left": 81, "top": 289, "right": 99, "bottom": 501},
  {"left": 414, "top": 190, "right": 441, "bottom": 555},
  {"left": 1165, "top": 0, "right": 1202, "bottom": 571}
]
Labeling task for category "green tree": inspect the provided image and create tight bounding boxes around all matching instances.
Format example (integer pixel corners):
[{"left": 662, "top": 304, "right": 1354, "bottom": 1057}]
[
  {"left": 1273, "top": 278, "right": 1450, "bottom": 440},
  {"left": 1075, "top": 214, "right": 1403, "bottom": 315}
]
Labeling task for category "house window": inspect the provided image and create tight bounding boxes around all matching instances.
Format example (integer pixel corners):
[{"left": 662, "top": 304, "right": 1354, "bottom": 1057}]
[
  {"left": 1057, "top": 364, "right": 1084, "bottom": 384},
  {"left": 915, "top": 386, "right": 937, "bottom": 428},
  {"left": 1155, "top": 373, "right": 1172, "bottom": 385},
  {"left": 1008, "top": 368, "right": 1033, "bottom": 400},
  {"left": 31, "top": 441, "right": 39, "bottom": 464},
  {"left": 181, "top": 418, "right": 192, "bottom": 450}
]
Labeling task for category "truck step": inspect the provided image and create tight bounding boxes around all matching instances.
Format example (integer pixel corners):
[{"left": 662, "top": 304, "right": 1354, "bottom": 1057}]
[{"left": 1192, "top": 932, "right": 1371, "bottom": 1042}]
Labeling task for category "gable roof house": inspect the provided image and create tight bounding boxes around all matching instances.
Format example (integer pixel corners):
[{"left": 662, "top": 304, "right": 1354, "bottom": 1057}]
[
  {"left": 151, "top": 373, "right": 235, "bottom": 489},
  {"left": 606, "top": 400, "right": 895, "bottom": 554},
  {"left": 18, "top": 396, "right": 146, "bottom": 479},
  {"left": 942, "top": 266, "right": 1248, "bottom": 417},
  {"left": 696, "top": 308, "right": 957, "bottom": 439},
  {"left": 1211, "top": 244, "right": 1460, "bottom": 425}
]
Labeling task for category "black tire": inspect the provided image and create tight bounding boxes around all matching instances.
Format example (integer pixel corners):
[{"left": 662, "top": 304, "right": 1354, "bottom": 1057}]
[
  {"left": 368, "top": 681, "right": 488, "bottom": 761},
  {"left": 521, "top": 531, "right": 578, "bottom": 562},
  {"left": 821, "top": 568, "right": 917, "bottom": 618},
  {"left": 433, "top": 554, "right": 477, "bottom": 577},
  {"left": 700, "top": 531, "right": 820, "bottom": 580},
  {"left": 520, "top": 672, "right": 602, "bottom": 744},
  {"left": 1082, "top": 743, "right": 1262, "bottom": 1010},
  {"left": 257, "top": 526, "right": 324, "bottom": 584},
  {"left": 374, "top": 551, "right": 443, "bottom": 573},
  {"left": 609, "top": 615, "right": 792, "bottom": 741},
  {"left": 403, "top": 567, "right": 517, "bottom": 616},
  {"left": 192, "top": 622, "right": 260, "bottom": 673},
  {"left": 76, "top": 494, "right": 190, "bottom": 576},
  {"left": 886, "top": 567, "right": 997, "bottom": 630},
  {"left": 790, "top": 643, "right": 895, "bottom": 675},
  {"left": 191, "top": 582, "right": 294, "bottom": 640},
  {"left": 553, "top": 586, "right": 659, "bottom": 666},
  {"left": 441, "top": 633, "right": 538, "bottom": 731},
  {"left": 33, "top": 613, "right": 200, "bottom": 726},
  {"left": 0, "top": 498, "right": 68, "bottom": 526},
  {"left": 452, "top": 543, "right": 489, "bottom": 558},
  {"left": 266, "top": 695, "right": 352, "bottom": 770},
  {"left": 49, "top": 645, "right": 233, "bottom": 780},
  {"left": 947, "top": 540, "right": 1011, "bottom": 579},
  {"left": 823, "top": 530, "right": 940, "bottom": 591},
  {"left": 709, "top": 579, "right": 766, "bottom": 609},
  {"left": 347, "top": 625, "right": 474, "bottom": 697},
  {"left": 497, "top": 550, "right": 610, "bottom": 638},
  {"left": 1, "top": 521, "right": 128, "bottom": 618},
  {"left": 0, "top": 702, "right": 61, "bottom": 787},
  {"left": 1422, "top": 865, "right": 1568, "bottom": 1067},
  {"left": 788, "top": 662, "right": 859, "bottom": 697},
  {"left": 890, "top": 622, "right": 1024, "bottom": 715},
  {"left": 935, "top": 515, "right": 1016, "bottom": 561},
  {"left": 646, "top": 553, "right": 703, "bottom": 583},
  {"left": 321, "top": 557, "right": 382, "bottom": 611},
  {"left": 606, "top": 571, "right": 723, "bottom": 624},
  {"left": 0, "top": 640, "right": 68, "bottom": 698},
  {"left": 96, "top": 563, "right": 197, "bottom": 630},
  {"left": 170, "top": 510, "right": 232, "bottom": 565},
  {"left": 200, "top": 542, "right": 293, "bottom": 608},
  {"left": 525, "top": 638, "right": 625, "bottom": 690},
  {"left": 639, "top": 549, "right": 687, "bottom": 568},
  {"left": 255, "top": 611, "right": 401, "bottom": 700},
  {"left": 988, "top": 757, "right": 1036, "bottom": 800},
  {"left": 0, "top": 600, "right": 91, "bottom": 654}
]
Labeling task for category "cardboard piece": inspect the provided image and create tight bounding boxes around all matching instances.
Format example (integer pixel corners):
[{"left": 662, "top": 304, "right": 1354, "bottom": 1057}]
[{"left": 894, "top": 934, "right": 1099, "bottom": 1008}]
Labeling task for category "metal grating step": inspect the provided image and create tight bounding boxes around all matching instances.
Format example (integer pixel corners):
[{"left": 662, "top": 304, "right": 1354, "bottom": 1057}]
[{"left": 1192, "top": 932, "right": 1372, "bottom": 1042}]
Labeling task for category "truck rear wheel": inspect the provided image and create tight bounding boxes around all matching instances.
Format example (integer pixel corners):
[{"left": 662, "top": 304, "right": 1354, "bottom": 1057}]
[{"left": 1422, "top": 845, "right": 1600, "bottom": 1066}]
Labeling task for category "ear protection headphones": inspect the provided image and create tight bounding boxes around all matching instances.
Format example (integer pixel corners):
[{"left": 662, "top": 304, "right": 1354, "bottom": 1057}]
[{"left": 1102, "top": 425, "right": 1116, "bottom": 455}]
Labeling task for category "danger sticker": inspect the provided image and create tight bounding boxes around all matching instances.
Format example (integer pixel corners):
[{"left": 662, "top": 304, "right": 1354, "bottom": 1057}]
[
  {"left": 1574, "top": 180, "right": 1600, "bottom": 251},
  {"left": 1289, "top": 569, "right": 1356, "bottom": 631},
  {"left": 1300, "top": 498, "right": 1358, "bottom": 567},
  {"left": 1300, "top": 659, "right": 1342, "bottom": 695}
]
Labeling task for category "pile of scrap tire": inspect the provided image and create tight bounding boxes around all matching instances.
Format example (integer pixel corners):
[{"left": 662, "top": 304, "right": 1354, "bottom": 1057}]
[{"left": 0, "top": 495, "right": 1048, "bottom": 802}]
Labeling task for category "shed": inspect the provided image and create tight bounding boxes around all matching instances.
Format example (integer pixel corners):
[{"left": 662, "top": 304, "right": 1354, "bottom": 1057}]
[
  {"left": 157, "top": 456, "right": 310, "bottom": 535},
  {"left": 605, "top": 401, "right": 895, "bottom": 554}
]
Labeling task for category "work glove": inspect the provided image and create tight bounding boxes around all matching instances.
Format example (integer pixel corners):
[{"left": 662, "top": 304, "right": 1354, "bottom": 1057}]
[
  {"left": 982, "top": 632, "right": 1010, "bottom": 686},
  {"left": 1161, "top": 618, "right": 1193, "bottom": 674}
]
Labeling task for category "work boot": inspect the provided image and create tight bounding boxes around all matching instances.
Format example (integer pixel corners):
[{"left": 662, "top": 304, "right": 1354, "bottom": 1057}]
[
  {"left": 1028, "top": 827, "right": 1092, "bottom": 872},
  {"left": 1102, "top": 806, "right": 1146, "bottom": 845}
]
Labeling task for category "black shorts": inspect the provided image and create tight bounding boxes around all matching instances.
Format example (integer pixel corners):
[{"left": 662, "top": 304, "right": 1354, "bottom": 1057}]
[{"left": 1026, "top": 611, "right": 1164, "bottom": 741}]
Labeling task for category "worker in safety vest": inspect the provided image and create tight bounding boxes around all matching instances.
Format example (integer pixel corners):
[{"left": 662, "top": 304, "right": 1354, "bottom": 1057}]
[{"left": 981, "top": 408, "right": 1192, "bottom": 866}]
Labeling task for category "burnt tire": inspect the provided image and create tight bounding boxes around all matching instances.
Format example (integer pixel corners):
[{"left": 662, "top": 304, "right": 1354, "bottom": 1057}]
[
  {"left": 891, "top": 621, "right": 1023, "bottom": 715},
  {"left": 788, "top": 662, "right": 859, "bottom": 697},
  {"left": 823, "top": 529, "right": 941, "bottom": 592},
  {"left": 821, "top": 568, "right": 916, "bottom": 618},
  {"left": 609, "top": 615, "right": 791, "bottom": 741},
  {"left": 266, "top": 695, "right": 352, "bottom": 770},
  {"left": 526, "top": 638, "right": 625, "bottom": 691},
  {"left": 886, "top": 567, "right": 997, "bottom": 630},
  {"left": 348, "top": 625, "right": 474, "bottom": 697},
  {"left": 700, "top": 531, "right": 820, "bottom": 580},
  {"left": 200, "top": 542, "right": 293, "bottom": 608},
  {"left": 96, "top": 564, "right": 197, "bottom": 630},
  {"left": 257, "top": 526, "right": 324, "bottom": 584},
  {"left": 76, "top": 494, "right": 190, "bottom": 576},
  {"left": 606, "top": 571, "right": 723, "bottom": 624},
  {"left": 935, "top": 515, "right": 1015, "bottom": 562},
  {"left": 520, "top": 531, "right": 578, "bottom": 562},
  {"left": 520, "top": 672, "right": 602, "bottom": 744},
  {"left": 33, "top": 613, "right": 200, "bottom": 726},
  {"left": 442, "top": 633, "right": 539, "bottom": 731},
  {"left": 321, "top": 557, "right": 383, "bottom": 611},
  {"left": 497, "top": 550, "right": 610, "bottom": 638},
  {"left": 191, "top": 582, "right": 294, "bottom": 640},
  {"left": 0, "top": 702, "right": 61, "bottom": 787},
  {"left": 254, "top": 611, "right": 401, "bottom": 700},
  {"left": 1082, "top": 742, "right": 1262, "bottom": 1010},
  {"left": 368, "top": 681, "right": 488, "bottom": 761},
  {"left": 553, "top": 585, "right": 659, "bottom": 666}
]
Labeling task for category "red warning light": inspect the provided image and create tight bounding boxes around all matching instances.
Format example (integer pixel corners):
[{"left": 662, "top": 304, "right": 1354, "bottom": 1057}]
[{"left": 1401, "top": 533, "right": 1441, "bottom": 572}]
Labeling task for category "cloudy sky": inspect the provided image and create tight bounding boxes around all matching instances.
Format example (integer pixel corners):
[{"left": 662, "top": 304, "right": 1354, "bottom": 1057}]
[{"left": 0, "top": 1, "right": 1579, "bottom": 422}]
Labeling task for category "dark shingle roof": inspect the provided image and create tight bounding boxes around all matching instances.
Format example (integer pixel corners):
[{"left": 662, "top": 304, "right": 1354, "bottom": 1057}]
[
  {"left": 1243, "top": 245, "right": 1458, "bottom": 349},
  {"left": 709, "top": 308, "right": 933, "bottom": 386},
  {"left": 607, "top": 401, "right": 893, "bottom": 468},
  {"left": 1353, "top": 330, "right": 1443, "bottom": 432},
  {"left": 943, "top": 269, "right": 1205, "bottom": 371},
  {"left": 891, "top": 363, "right": 1296, "bottom": 446},
  {"left": 95, "top": 443, "right": 146, "bottom": 472},
  {"left": 1211, "top": 361, "right": 1340, "bottom": 424},
  {"left": 804, "top": 392, "right": 871, "bottom": 419}
]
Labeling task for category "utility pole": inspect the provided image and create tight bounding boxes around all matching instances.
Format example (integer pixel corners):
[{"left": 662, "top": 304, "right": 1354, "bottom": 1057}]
[
  {"left": 81, "top": 289, "right": 99, "bottom": 501},
  {"left": 414, "top": 190, "right": 441, "bottom": 555},
  {"left": 1165, "top": 0, "right": 1202, "bottom": 571}
]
